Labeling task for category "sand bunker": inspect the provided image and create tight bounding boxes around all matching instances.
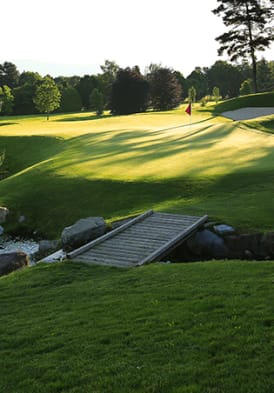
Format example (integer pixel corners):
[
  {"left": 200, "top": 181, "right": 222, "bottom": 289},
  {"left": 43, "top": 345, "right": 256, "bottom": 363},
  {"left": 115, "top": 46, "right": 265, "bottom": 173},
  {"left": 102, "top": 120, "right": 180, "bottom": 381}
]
[{"left": 222, "top": 107, "right": 274, "bottom": 121}]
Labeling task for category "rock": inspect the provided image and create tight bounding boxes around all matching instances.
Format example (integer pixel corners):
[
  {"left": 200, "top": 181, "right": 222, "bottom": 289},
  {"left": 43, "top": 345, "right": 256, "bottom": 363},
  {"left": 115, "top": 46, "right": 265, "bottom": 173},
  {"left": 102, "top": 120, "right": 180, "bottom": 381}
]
[
  {"left": 224, "top": 233, "right": 263, "bottom": 259},
  {"left": 38, "top": 249, "right": 66, "bottom": 263},
  {"left": 213, "top": 224, "right": 235, "bottom": 236},
  {"left": 186, "top": 229, "right": 229, "bottom": 259},
  {"left": 18, "top": 215, "right": 26, "bottom": 223},
  {"left": 61, "top": 217, "right": 107, "bottom": 251},
  {"left": 244, "top": 249, "right": 254, "bottom": 260},
  {"left": 0, "top": 225, "right": 4, "bottom": 236},
  {"left": 38, "top": 239, "right": 60, "bottom": 254},
  {"left": 0, "top": 207, "right": 9, "bottom": 223},
  {"left": 0, "top": 252, "right": 29, "bottom": 276},
  {"left": 34, "top": 239, "right": 61, "bottom": 260},
  {"left": 261, "top": 233, "right": 274, "bottom": 258}
]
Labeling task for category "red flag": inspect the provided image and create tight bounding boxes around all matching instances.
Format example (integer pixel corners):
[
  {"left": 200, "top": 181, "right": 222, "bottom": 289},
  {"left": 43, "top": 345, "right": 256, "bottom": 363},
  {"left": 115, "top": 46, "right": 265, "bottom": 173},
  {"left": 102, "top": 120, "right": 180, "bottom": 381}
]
[{"left": 185, "top": 103, "right": 191, "bottom": 116}]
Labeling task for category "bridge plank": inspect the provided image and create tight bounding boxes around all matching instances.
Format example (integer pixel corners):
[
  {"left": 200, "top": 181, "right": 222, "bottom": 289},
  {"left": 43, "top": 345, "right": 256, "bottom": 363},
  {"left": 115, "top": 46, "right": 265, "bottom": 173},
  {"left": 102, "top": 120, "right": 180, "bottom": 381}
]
[{"left": 68, "top": 211, "right": 208, "bottom": 267}]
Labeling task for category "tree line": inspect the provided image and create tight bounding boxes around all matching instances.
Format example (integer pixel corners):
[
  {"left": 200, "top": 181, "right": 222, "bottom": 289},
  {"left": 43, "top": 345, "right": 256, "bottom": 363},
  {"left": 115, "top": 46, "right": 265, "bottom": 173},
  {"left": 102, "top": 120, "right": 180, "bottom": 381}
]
[
  {"left": 0, "top": 58, "right": 273, "bottom": 117},
  {"left": 1, "top": 0, "right": 273, "bottom": 117}
]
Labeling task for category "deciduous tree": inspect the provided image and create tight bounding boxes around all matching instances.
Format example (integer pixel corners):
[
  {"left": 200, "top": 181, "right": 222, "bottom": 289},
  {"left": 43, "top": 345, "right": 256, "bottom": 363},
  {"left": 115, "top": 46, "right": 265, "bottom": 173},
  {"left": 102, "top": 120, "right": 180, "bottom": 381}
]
[
  {"left": 89, "top": 88, "right": 104, "bottom": 116},
  {"left": 100, "top": 60, "right": 120, "bottom": 109},
  {"left": 188, "top": 86, "right": 196, "bottom": 104},
  {"left": 0, "top": 85, "right": 14, "bottom": 115},
  {"left": 110, "top": 67, "right": 149, "bottom": 115},
  {"left": 147, "top": 67, "right": 182, "bottom": 110},
  {"left": 76, "top": 75, "right": 99, "bottom": 110},
  {"left": 186, "top": 67, "right": 208, "bottom": 100},
  {"left": 33, "top": 76, "right": 61, "bottom": 120},
  {"left": 239, "top": 79, "right": 253, "bottom": 95},
  {"left": 212, "top": 86, "right": 221, "bottom": 103},
  {"left": 256, "top": 58, "right": 274, "bottom": 91},
  {"left": 59, "top": 86, "right": 82, "bottom": 113},
  {"left": 13, "top": 72, "right": 42, "bottom": 115},
  {"left": 0, "top": 62, "right": 19, "bottom": 88},
  {"left": 206, "top": 60, "right": 243, "bottom": 97}
]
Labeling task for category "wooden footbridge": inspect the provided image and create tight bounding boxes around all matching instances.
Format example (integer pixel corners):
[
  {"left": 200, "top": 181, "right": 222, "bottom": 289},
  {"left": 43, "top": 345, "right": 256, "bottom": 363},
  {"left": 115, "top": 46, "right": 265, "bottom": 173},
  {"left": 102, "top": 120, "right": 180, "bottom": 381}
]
[{"left": 67, "top": 210, "right": 208, "bottom": 267}]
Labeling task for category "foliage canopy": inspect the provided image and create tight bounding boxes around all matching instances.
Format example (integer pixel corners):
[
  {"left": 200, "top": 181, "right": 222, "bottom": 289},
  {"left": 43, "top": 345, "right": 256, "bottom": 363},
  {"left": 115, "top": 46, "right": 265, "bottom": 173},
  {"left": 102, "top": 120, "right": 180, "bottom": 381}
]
[
  {"left": 147, "top": 67, "right": 182, "bottom": 110},
  {"left": 33, "top": 76, "right": 61, "bottom": 120},
  {"left": 110, "top": 67, "right": 149, "bottom": 115}
]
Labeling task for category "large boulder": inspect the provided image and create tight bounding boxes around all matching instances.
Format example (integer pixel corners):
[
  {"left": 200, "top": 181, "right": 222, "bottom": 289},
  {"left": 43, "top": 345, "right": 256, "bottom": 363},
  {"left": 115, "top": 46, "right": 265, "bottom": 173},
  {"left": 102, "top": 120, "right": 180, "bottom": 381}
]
[
  {"left": 0, "top": 252, "right": 29, "bottom": 276},
  {"left": 186, "top": 229, "right": 229, "bottom": 259},
  {"left": 224, "top": 233, "right": 263, "bottom": 259},
  {"left": 34, "top": 239, "right": 61, "bottom": 261},
  {"left": 61, "top": 217, "right": 107, "bottom": 251},
  {"left": 0, "top": 207, "right": 9, "bottom": 224}
]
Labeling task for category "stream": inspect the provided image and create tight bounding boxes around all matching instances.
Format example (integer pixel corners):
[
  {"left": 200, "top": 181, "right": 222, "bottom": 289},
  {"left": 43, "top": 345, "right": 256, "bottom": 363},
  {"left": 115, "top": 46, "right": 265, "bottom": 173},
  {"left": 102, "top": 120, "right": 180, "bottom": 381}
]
[{"left": 0, "top": 238, "right": 39, "bottom": 265}]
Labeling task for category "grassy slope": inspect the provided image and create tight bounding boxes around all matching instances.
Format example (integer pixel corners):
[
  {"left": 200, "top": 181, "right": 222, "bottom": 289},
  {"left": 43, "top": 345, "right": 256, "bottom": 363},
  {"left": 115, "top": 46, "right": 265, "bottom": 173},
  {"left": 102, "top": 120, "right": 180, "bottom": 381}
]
[
  {"left": 213, "top": 91, "right": 274, "bottom": 113},
  {"left": 1, "top": 96, "right": 274, "bottom": 393},
  {"left": 0, "top": 261, "right": 274, "bottom": 393},
  {"left": 0, "top": 97, "right": 274, "bottom": 237},
  {"left": 0, "top": 94, "right": 274, "bottom": 237},
  {"left": 243, "top": 117, "right": 274, "bottom": 134}
]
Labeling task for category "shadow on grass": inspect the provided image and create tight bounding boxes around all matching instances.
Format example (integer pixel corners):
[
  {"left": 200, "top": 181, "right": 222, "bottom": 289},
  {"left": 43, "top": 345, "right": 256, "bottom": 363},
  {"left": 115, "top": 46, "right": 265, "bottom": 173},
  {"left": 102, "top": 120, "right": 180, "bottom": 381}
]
[
  {"left": 55, "top": 113, "right": 112, "bottom": 122},
  {"left": 1, "top": 120, "right": 274, "bottom": 236},
  {"left": 149, "top": 116, "right": 216, "bottom": 133},
  {"left": 2, "top": 156, "right": 274, "bottom": 237},
  {"left": 0, "top": 122, "right": 18, "bottom": 127},
  {"left": 53, "top": 123, "right": 233, "bottom": 175},
  {"left": 0, "top": 135, "right": 64, "bottom": 176},
  {"left": 240, "top": 119, "right": 274, "bottom": 135},
  {"left": 0, "top": 171, "right": 210, "bottom": 237}
]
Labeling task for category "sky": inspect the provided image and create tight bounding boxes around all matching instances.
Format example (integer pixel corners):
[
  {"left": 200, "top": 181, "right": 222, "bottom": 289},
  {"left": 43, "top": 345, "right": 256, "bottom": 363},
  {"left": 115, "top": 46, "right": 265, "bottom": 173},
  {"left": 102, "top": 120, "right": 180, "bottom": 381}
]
[{"left": 1, "top": 0, "right": 273, "bottom": 78}]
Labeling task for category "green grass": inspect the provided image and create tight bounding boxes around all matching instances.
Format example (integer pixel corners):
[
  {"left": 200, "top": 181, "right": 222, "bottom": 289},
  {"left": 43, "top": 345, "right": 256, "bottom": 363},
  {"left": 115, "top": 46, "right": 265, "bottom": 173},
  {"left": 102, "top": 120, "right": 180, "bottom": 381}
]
[
  {"left": 0, "top": 96, "right": 274, "bottom": 237},
  {"left": 0, "top": 261, "right": 274, "bottom": 393},
  {"left": 242, "top": 117, "right": 274, "bottom": 134},
  {"left": 213, "top": 91, "right": 274, "bottom": 114},
  {"left": 1, "top": 96, "right": 274, "bottom": 392}
]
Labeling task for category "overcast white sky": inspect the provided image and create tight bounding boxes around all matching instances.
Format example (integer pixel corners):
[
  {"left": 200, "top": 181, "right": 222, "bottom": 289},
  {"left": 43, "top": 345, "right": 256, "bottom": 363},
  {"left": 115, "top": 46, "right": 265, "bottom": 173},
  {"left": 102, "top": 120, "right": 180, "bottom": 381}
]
[{"left": 1, "top": 0, "right": 273, "bottom": 77}]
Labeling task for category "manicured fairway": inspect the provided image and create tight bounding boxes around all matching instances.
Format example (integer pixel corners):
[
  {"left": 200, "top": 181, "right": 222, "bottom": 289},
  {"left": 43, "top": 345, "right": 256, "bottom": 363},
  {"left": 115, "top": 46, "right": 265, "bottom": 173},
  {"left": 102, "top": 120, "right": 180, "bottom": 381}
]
[{"left": 0, "top": 97, "right": 273, "bottom": 237}]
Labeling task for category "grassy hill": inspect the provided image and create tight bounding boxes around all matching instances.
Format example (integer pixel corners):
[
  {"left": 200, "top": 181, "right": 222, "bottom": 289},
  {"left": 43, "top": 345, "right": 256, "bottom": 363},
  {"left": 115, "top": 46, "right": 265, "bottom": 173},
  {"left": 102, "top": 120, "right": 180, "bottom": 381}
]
[
  {"left": 0, "top": 94, "right": 274, "bottom": 392},
  {"left": 0, "top": 94, "right": 274, "bottom": 238},
  {"left": 213, "top": 91, "right": 274, "bottom": 114},
  {"left": 1, "top": 261, "right": 274, "bottom": 393}
]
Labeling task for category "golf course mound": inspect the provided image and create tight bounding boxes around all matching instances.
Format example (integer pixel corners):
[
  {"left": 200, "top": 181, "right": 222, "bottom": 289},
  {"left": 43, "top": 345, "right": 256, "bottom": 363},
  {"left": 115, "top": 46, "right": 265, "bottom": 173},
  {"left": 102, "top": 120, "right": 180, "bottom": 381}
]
[
  {"left": 214, "top": 91, "right": 274, "bottom": 114},
  {"left": 222, "top": 106, "right": 274, "bottom": 120}
]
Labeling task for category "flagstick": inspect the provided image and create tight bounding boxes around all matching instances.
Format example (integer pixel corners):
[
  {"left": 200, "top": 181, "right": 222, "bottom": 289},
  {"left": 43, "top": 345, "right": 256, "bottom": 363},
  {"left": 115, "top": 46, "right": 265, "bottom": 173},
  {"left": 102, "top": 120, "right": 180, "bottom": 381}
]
[
  {"left": 189, "top": 113, "right": 192, "bottom": 130},
  {"left": 189, "top": 102, "right": 192, "bottom": 131},
  {"left": 185, "top": 102, "right": 192, "bottom": 131}
]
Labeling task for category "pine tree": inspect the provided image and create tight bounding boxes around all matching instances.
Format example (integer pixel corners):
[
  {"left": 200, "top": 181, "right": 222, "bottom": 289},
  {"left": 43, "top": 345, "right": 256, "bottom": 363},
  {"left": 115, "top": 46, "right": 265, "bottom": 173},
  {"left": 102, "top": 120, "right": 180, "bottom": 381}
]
[{"left": 212, "top": 0, "right": 273, "bottom": 92}]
